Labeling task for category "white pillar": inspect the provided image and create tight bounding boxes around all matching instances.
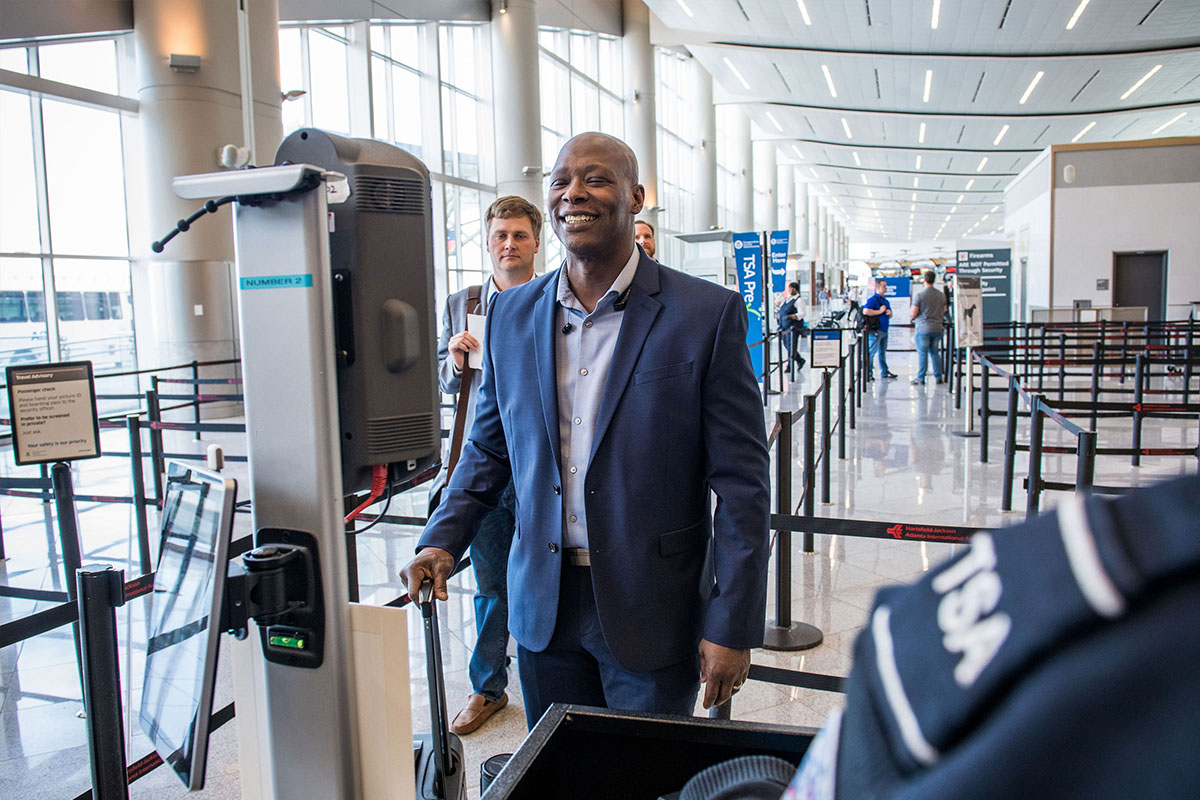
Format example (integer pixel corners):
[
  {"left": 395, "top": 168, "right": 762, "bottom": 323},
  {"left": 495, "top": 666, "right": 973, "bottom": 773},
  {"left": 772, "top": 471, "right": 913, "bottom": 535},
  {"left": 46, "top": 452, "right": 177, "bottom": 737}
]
[
  {"left": 817, "top": 202, "right": 828, "bottom": 266},
  {"left": 693, "top": 60, "right": 717, "bottom": 231},
  {"left": 491, "top": 0, "right": 543, "bottom": 208},
  {"left": 778, "top": 157, "right": 794, "bottom": 242},
  {"left": 807, "top": 191, "right": 819, "bottom": 260},
  {"left": 795, "top": 178, "right": 809, "bottom": 252},
  {"left": 134, "top": 0, "right": 282, "bottom": 378},
  {"left": 733, "top": 110, "right": 753, "bottom": 232},
  {"left": 753, "top": 139, "right": 777, "bottom": 232},
  {"left": 623, "top": 0, "right": 658, "bottom": 234}
]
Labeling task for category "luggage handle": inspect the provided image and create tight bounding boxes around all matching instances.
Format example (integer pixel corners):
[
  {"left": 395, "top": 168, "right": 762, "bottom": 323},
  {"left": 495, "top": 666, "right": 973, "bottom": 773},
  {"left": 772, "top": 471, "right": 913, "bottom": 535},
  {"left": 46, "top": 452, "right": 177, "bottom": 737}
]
[{"left": 419, "top": 578, "right": 456, "bottom": 797}]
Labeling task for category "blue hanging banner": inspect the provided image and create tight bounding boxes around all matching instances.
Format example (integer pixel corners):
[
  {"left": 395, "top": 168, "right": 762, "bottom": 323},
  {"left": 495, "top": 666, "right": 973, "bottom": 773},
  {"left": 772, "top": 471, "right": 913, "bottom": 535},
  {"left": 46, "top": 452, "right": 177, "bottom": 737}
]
[
  {"left": 733, "top": 231, "right": 765, "bottom": 382},
  {"left": 769, "top": 229, "right": 790, "bottom": 294}
]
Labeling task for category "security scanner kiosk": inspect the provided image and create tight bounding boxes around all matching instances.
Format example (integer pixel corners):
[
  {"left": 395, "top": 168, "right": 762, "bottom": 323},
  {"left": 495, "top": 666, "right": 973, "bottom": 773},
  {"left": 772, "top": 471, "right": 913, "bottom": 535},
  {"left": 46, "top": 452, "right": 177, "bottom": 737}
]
[{"left": 161, "top": 129, "right": 440, "bottom": 798}]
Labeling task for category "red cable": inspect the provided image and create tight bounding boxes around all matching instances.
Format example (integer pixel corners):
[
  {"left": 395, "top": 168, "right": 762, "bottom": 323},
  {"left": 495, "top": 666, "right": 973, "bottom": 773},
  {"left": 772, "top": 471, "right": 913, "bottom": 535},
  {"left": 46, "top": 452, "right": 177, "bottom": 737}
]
[{"left": 345, "top": 463, "right": 388, "bottom": 523}]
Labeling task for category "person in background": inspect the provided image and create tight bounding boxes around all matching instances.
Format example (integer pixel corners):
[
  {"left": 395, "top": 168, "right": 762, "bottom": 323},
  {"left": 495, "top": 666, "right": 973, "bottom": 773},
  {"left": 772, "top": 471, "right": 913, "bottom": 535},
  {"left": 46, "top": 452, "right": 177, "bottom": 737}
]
[
  {"left": 863, "top": 278, "right": 897, "bottom": 380},
  {"left": 635, "top": 219, "right": 656, "bottom": 260},
  {"left": 778, "top": 281, "right": 806, "bottom": 368},
  {"left": 430, "top": 195, "right": 542, "bottom": 735},
  {"left": 909, "top": 269, "right": 946, "bottom": 385}
]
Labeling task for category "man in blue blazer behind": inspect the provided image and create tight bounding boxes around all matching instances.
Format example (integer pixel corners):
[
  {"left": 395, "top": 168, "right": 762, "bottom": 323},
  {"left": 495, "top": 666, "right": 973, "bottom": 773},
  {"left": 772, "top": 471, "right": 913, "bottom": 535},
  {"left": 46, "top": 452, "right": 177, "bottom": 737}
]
[{"left": 402, "top": 132, "right": 770, "bottom": 727}]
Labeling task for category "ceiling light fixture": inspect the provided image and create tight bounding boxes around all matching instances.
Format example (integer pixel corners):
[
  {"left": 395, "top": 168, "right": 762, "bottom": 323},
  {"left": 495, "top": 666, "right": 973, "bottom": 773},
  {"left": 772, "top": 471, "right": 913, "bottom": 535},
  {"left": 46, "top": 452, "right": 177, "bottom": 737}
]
[
  {"left": 991, "top": 205, "right": 1000, "bottom": 212},
  {"left": 913, "top": 176, "right": 920, "bottom": 188},
  {"left": 993, "top": 124, "right": 1010, "bottom": 146},
  {"left": 951, "top": 206, "right": 958, "bottom": 213},
  {"left": 797, "top": 0, "right": 813, "bottom": 26},
  {"left": 1019, "top": 71, "right": 1045, "bottom": 105},
  {"left": 919, "top": 122, "right": 927, "bottom": 143},
  {"left": 810, "top": 167, "right": 820, "bottom": 179},
  {"left": 767, "top": 111, "right": 784, "bottom": 132},
  {"left": 1121, "top": 64, "right": 1162, "bottom": 100},
  {"left": 1072, "top": 120, "right": 1096, "bottom": 142},
  {"left": 965, "top": 178, "right": 975, "bottom": 189},
  {"left": 911, "top": 192, "right": 918, "bottom": 200},
  {"left": 1152, "top": 111, "right": 1187, "bottom": 134},
  {"left": 793, "top": 145, "right": 805, "bottom": 159},
  {"left": 676, "top": 0, "right": 695, "bottom": 18},
  {"left": 861, "top": 173, "right": 869, "bottom": 184},
  {"left": 976, "top": 156, "right": 989, "bottom": 172},
  {"left": 956, "top": 194, "right": 965, "bottom": 203},
  {"left": 724, "top": 57, "right": 752, "bottom": 90},
  {"left": 1066, "top": 0, "right": 1091, "bottom": 29},
  {"left": 841, "top": 117, "right": 853, "bottom": 138},
  {"left": 923, "top": 70, "right": 933, "bottom": 103},
  {"left": 853, "top": 151, "right": 862, "bottom": 166},
  {"left": 915, "top": 155, "right": 923, "bottom": 169},
  {"left": 931, "top": 0, "right": 942, "bottom": 30},
  {"left": 822, "top": 64, "right": 838, "bottom": 98}
]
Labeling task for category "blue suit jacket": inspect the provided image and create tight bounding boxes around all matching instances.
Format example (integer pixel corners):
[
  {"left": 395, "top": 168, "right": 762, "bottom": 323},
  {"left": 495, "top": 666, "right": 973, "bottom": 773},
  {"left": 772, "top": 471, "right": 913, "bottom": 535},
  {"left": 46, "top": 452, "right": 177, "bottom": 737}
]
[{"left": 419, "top": 253, "right": 770, "bottom": 672}]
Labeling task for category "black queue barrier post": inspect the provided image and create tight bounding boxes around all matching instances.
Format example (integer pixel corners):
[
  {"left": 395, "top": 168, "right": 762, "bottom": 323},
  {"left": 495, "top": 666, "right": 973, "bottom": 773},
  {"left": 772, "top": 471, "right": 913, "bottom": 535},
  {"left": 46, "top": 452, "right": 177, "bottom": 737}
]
[
  {"left": 848, "top": 342, "right": 857, "bottom": 429},
  {"left": 51, "top": 462, "right": 87, "bottom": 699},
  {"left": 820, "top": 371, "right": 832, "bottom": 505},
  {"left": 980, "top": 360, "right": 991, "bottom": 463},
  {"left": 145, "top": 387, "right": 164, "bottom": 504},
  {"left": 1132, "top": 353, "right": 1145, "bottom": 467},
  {"left": 803, "top": 398, "right": 816, "bottom": 554},
  {"left": 838, "top": 357, "right": 847, "bottom": 458},
  {"left": 1037, "top": 327, "right": 1047, "bottom": 393},
  {"left": 762, "top": 410, "right": 824, "bottom": 652},
  {"left": 77, "top": 565, "right": 131, "bottom": 800},
  {"left": 1075, "top": 431, "right": 1097, "bottom": 494},
  {"left": 1090, "top": 342, "right": 1102, "bottom": 432},
  {"left": 1057, "top": 334, "right": 1067, "bottom": 402},
  {"left": 954, "top": 345, "right": 963, "bottom": 410},
  {"left": 1026, "top": 397, "right": 1045, "bottom": 520},
  {"left": 1185, "top": 324, "right": 1194, "bottom": 405},
  {"left": 126, "top": 416, "right": 152, "bottom": 575},
  {"left": 1001, "top": 378, "right": 1019, "bottom": 512},
  {"left": 1120, "top": 323, "right": 1129, "bottom": 384},
  {"left": 191, "top": 360, "right": 202, "bottom": 441}
]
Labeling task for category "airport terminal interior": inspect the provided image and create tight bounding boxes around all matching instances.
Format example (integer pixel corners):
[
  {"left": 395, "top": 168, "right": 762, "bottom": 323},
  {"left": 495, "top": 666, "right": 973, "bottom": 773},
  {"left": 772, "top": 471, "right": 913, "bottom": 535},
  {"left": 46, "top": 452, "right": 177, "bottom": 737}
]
[{"left": 2, "top": 1, "right": 1199, "bottom": 798}]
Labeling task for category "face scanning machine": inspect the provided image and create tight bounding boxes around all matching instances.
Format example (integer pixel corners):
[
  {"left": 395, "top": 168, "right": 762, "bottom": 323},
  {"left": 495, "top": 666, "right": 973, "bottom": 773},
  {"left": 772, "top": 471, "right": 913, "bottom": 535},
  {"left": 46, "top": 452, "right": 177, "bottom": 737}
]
[{"left": 164, "top": 129, "right": 440, "bottom": 797}]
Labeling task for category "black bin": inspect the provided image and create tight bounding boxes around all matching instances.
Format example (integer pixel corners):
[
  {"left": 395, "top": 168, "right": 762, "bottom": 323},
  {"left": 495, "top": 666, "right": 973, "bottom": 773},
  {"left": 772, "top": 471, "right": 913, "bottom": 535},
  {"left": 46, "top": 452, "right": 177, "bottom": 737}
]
[{"left": 481, "top": 705, "right": 815, "bottom": 799}]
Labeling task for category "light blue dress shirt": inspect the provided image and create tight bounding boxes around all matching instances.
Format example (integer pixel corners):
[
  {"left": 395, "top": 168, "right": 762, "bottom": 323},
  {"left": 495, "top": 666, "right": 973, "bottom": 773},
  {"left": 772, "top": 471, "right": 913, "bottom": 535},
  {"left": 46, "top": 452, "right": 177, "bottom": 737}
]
[{"left": 554, "top": 246, "right": 640, "bottom": 550}]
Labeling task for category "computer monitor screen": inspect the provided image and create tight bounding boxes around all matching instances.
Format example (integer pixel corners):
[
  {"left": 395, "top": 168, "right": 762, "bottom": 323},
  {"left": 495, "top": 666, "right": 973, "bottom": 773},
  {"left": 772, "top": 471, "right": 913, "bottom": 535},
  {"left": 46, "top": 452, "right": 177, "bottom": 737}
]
[{"left": 139, "top": 460, "right": 237, "bottom": 790}]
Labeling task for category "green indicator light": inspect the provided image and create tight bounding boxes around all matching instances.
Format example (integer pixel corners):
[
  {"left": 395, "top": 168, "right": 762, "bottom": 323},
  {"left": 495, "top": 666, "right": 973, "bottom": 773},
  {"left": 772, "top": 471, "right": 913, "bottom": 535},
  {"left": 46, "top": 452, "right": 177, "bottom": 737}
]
[{"left": 269, "top": 635, "right": 306, "bottom": 650}]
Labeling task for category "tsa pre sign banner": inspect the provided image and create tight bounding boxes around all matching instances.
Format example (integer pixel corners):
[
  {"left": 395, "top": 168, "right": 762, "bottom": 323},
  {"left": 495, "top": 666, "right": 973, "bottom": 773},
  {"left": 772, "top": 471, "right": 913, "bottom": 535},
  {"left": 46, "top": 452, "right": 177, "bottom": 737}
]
[
  {"left": 733, "top": 231, "right": 765, "bottom": 382},
  {"left": 769, "top": 229, "right": 790, "bottom": 294}
]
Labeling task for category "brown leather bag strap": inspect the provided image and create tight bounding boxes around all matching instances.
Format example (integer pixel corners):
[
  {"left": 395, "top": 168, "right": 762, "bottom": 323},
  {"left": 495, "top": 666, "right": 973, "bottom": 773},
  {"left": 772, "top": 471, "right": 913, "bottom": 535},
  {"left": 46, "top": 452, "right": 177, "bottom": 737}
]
[{"left": 446, "top": 285, "right": 484, "bottom": 480}]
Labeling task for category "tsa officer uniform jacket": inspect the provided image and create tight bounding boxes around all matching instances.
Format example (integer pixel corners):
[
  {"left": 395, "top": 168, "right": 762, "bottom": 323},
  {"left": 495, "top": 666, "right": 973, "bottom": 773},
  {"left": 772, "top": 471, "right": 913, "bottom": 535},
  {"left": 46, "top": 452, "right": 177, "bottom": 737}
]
[{"left": 419, "top": 251, "right": 771, "bottom": 673}]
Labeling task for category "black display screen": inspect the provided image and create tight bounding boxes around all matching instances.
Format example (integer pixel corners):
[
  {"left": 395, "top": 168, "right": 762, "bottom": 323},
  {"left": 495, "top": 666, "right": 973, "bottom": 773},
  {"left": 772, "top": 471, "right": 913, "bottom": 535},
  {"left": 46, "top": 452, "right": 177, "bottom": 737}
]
[{"left": 139, "top": 461, "right": 236, "bottom": 790}]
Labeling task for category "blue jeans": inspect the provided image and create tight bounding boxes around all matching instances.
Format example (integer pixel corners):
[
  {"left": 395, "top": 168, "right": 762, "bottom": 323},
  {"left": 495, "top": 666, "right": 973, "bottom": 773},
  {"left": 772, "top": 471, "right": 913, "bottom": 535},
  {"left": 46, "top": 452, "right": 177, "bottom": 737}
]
[
  {"left": 467, "top": 481, "right": 516, "bottom": 700},
  {"left": 868, "top": 330, "right": 890, "bottom": 377},
  {"left": 915, "top": 330, "right": 944, "bottom": 381}
]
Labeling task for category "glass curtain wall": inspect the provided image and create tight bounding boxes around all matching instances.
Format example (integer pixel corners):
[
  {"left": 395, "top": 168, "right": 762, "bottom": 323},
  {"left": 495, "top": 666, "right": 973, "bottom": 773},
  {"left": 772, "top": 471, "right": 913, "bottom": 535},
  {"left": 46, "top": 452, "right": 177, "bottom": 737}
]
[
  {"left": 655, "top": 48, "right": 696, "bottom": 268},
  {"left": 0, "top": 38, "right": 137, "bottom": 424},
  {"left": 538, "top": 28, "right": 623, "bottom": 269}
]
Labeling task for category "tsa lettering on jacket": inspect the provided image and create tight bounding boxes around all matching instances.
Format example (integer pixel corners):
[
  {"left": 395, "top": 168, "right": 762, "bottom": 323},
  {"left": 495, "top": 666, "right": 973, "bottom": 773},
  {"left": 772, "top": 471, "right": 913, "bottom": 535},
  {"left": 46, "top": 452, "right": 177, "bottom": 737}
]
[{"left": 930, "top": 533, "right": 1011, "bottom": 688}]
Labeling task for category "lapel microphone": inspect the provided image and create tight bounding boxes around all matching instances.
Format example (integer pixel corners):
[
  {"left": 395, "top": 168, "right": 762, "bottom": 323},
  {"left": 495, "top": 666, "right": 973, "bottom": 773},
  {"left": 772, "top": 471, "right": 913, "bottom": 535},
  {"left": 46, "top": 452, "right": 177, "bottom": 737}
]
[{"left": 562, "top": 322, "right": 575, "bottom": 334}]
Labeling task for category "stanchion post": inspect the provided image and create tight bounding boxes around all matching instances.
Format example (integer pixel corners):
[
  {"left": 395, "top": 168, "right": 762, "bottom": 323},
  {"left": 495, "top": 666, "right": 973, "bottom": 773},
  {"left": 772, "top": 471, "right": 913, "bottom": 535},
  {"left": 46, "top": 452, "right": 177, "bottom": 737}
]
[
  {"left": 1120, "top": 323, "right": 1129, "bottom": 384},
  {"left": 1075, "top": 430, "right": 1096, "bottom": 493},
  {"left": 1132, "top": 352, "right": 1145, "bottom": 467},
  {"left": 838, "top": 358, "right": 847, "bottom": 457},
  {"left": 191, "top": 360, "right": 202, "bottom": 441},
  {"left": 1001, "top": 378, "right": 1019, "bottom": 512},
  {"left": 980, "top": 358, "right": 990, "bottom": 462},
  {"left": 126, "top": 416, "right": 152, "bottom": 575},
  {"left": 803, "top": 397, "right": 816, "bottom": 553},
  {"left": 1058, "top": 333, "right": 1067, "bottom": 402},
  {"left": 51, "top": 462, "right": 87, "bottom": 699},
  {"left": 820, "top": 371, "right": 832, "bottom": 504},
  {"left": 1026, "top": 398, "right": 1045, "bottom": 520},
  {"left": 145, "top": 387, "right": 164, "bottom": 504},
  {"left": 848, "top": 341, "right": 857, "bottom": 428},
  {"left": 761, "top": 410, "right": 823, "bottom": 652},
  {"left": 1185, "top": 323, "right": 1194, "bottom": 405},
  {"left": 954, "top": 345, "right": 964, "bottom": 410},
  {"left": 1090, "top": 342, "right": 1102, "bottom": 432},
  {"left": 77, "top": 565, "right": 130, "bottom": 800}
]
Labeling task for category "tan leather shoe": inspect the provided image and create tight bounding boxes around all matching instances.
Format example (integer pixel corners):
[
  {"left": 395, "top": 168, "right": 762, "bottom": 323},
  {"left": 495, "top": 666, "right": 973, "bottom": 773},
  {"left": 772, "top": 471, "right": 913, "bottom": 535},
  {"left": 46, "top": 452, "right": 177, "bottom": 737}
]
[{"left": 449, "top": 692, "right": 508, "bottom": 735}]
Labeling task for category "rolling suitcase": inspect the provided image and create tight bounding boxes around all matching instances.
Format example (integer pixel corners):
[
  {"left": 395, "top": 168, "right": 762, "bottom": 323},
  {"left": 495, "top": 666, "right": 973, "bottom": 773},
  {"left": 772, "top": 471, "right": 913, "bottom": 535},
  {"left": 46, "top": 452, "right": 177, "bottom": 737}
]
[{"left": 413, "top": 579, "right": 467, "bottom": 800}]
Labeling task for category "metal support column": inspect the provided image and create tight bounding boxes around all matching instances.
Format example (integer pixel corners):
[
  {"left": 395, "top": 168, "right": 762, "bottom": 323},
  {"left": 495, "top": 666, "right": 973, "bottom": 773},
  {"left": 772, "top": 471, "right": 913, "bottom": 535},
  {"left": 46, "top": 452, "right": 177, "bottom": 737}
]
[
  {"left": 1001, "top": 379, "right": 1019, "bottom": 512},
  {"left": 77, "top": 565, "right": 130, "bottom": 800}
]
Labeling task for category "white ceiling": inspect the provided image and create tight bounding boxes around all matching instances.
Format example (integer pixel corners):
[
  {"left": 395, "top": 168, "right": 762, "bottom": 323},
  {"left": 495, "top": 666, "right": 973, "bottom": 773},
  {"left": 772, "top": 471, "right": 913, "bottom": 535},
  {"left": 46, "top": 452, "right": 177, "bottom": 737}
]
[{"left": 644, "top": 0, "right": 1200, "bottom": 244}]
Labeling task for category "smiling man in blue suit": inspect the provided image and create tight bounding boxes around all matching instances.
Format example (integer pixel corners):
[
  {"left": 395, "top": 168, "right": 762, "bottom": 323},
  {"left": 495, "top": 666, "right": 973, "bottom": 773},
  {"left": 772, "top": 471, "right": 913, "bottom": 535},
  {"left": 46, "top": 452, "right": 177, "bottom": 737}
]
[{"left": 402, "top": 132, "right": 770, "bottom": 727}]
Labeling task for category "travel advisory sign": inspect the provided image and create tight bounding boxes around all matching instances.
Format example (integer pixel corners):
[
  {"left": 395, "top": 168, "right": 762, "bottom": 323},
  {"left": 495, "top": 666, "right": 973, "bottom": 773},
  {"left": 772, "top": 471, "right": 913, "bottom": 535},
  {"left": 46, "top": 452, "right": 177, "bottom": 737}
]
[{"left": 5, "top": 362, "right": 102, "bottom": 465}]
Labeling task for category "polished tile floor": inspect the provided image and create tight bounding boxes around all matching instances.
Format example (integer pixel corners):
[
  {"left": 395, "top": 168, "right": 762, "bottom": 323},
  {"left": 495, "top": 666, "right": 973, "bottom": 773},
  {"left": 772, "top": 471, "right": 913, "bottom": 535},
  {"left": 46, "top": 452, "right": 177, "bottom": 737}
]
[{"left": 2, "top": 340, "right": 1196, "bottom": 799}]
